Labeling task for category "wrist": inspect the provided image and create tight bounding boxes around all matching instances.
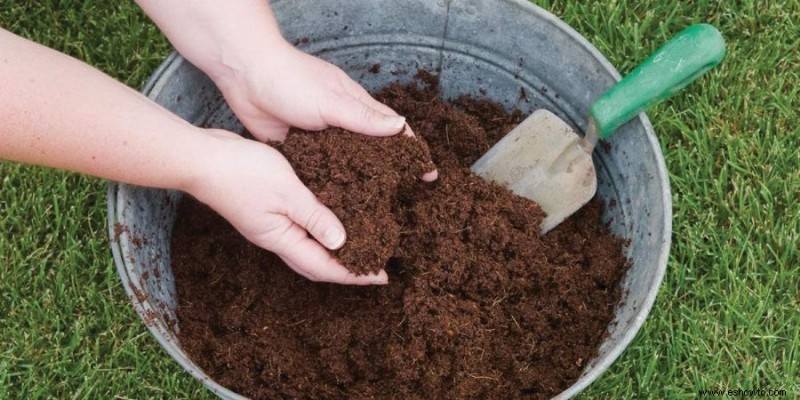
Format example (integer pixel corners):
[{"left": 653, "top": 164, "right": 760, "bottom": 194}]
[
  {"left": 167, "top": 127, "right": 219, "bottom": 195},
  {"left": 179, "top": 4, "right": 290, "bottom": 86},
  {"left": 137, "top": 0, "right": 288, "bottom": 85},
  {"left": 174, "top": 128, "right": 244, "bottom": 201},
  {"left": 203, "top": 34, "right": 293, "bottom": 91}
]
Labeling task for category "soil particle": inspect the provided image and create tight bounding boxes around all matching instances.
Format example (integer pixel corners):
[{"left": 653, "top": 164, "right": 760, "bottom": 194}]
[
  {"left": 112, "top": 223, "right": 128, "bottom": 242},
  {"left": 131, "top": 235, "right": 148, "bottom": 249},
  {"left": 131, "top": 285, "right": 147, "bottom": 304},
  {"left": 172, "top": 74, "right": 631, "bottom": 399}
]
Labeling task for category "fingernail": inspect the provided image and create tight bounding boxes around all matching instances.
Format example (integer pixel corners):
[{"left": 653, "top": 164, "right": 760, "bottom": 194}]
[
  {"left": 372, "top": 270, "right": 389, "bottom": 285},
  {"left": 402, "top": 123, "right": 417, "bottom": 137},
  {"left": 323, "top": 227, "right": 346, "bottom": 250},
  {"left": 389, "top": 116, "right": 406, "bottom": 133},
  {"left": 421, "top": 169, "right": 439, "bottom": 182}
]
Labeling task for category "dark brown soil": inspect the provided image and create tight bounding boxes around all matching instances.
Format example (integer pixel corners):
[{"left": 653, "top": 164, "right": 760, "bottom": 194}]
[
  {"left": 172, "top": 74, "right": 631, "bottom": 399},
  {"left": 276, "top": 127, "right": 436, "bottom": 275}
]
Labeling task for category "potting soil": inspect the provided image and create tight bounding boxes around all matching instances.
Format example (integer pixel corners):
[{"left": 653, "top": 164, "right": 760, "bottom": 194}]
[{"left": 172, "top": 73, "right": 630, "bottom": 399}]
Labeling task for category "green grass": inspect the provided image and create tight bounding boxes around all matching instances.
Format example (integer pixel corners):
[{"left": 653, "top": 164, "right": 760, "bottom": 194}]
[
  {"left": 1, "top": 1, "right": 798, "bottom": 399},
  {"left": 0, "top": 2, "right": 209, "bottom": 399}
]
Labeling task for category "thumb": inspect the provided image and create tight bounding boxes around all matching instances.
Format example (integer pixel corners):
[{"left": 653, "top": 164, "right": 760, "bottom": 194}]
[
  {"left": 242, "top": 116, "right": 291, "bottom": 143},
  {"left": 285, "top": 184, "right": 347, "bottom": 250},
  {"left": 324, "top": 95, "right": 406, "bottom": 137}
]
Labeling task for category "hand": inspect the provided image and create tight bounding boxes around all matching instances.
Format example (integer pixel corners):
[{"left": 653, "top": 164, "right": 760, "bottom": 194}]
[
  {"left": 187, "top": 128, "right": 388, "bottom": 285},
  {"left": 211, "top": 40, "right": 401, "bottom": 140},
  {"left": 212, "top": 40, "right": 438, "bottom": 181},
  {"left": 136, "top": 1, "right": 405, "bottom": 140}
]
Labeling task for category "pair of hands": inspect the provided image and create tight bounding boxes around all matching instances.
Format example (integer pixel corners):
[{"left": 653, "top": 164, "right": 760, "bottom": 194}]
[{"left": 187, "top": 39, "right": 435, "bottom": 285}]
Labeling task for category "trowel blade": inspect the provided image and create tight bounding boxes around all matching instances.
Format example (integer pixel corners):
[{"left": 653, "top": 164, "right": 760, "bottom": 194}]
[{"left": 471, "top": 109, "right": 597, "bottom": 234}]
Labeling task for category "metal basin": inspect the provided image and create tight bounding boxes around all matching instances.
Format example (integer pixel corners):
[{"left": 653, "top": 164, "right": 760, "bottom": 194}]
[{"left": 108, "top": 1, "right": 671, "bottom": 398}]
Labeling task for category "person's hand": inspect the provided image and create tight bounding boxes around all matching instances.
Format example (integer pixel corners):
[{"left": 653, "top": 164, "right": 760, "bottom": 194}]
[
  {"left": 210, "top": 39, "right": 439, "bottom": 181},
  {"left": 213, "top": 39, "right": 403, "bottom": 141},
  {"left": 136, "top": 0, "right": 423, "bottom": 142},
  {"left": 186, "top": 128, "right": 388, "bottom": 285}
]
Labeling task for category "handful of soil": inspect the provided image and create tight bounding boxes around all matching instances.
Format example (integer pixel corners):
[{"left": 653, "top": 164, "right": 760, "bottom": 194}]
[
  {"left": 172, "top": 73, "right": 631, "bottom": 399},
  {"left": 275, "top": 127, "right": 436, "bottom": 275}
]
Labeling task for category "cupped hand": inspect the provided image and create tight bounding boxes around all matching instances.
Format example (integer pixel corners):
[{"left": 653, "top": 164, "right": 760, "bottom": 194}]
[
  {"left": 211, "top": 39, "right": 438, "bottom": 181},
  {"left": 214, "top": 40, "right": 404, "bottom": 141},
  {"left": 187, "top": 128, "right": 388, "bottom": 285}
]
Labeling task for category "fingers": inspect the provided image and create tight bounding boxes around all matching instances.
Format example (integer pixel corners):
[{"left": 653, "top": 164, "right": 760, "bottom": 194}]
[
  {"left": 341, "top": 78, "right": 400, "bottom": 117},
  {"left": 242, "top": 116, "right": 291, "bottom": 142},
  {"left": 401, "top": 125, "right": 439, "bottom": 182},
  {"left": 264, "top": 220, "right": 388, "bottom": 285},
  {"left": 278, "top": 240, "right": 389, "bottom": 285},
  {"left": 421, "top": 169, "right": 439, "bottom": 182},
  {"left": 284, "top": 185, "right": 347, "bottom": 250},
  {"left": 278, "top": 184, "right": 390, "bottom": 284},
  {"left": 323, "top": 93, "right": 406, "bottom": 137},
  {"left": 334, "top": 80, "right": 440, "bottom": 182}
]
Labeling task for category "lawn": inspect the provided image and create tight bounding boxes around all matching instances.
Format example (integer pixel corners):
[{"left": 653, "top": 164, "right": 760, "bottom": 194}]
[{"left": 1, "top": 1, "right": 797, "bottom": 399}]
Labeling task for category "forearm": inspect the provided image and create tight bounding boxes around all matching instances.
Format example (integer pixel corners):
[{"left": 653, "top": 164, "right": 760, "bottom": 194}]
[
  {"left": 134, "top": 0, "right": 287, "bottom": 81},
  {"left": 0, "top": 28, "right": 208, "bottom": 191}
]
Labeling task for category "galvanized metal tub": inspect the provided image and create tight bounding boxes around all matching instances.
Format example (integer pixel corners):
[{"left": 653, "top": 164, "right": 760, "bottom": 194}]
[{"left": 108, "top": 0, "right": 671, "bottom": 398}]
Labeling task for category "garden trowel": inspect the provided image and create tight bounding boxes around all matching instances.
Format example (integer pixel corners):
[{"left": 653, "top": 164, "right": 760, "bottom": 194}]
[{"left": 471, "top": 24, "right": 725, "bottom": 234}]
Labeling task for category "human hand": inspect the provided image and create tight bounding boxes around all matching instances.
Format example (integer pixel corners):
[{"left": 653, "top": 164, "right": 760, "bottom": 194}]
[
  {"left": 186, "top": 128, "right": 388, "bottom": 285},
  {"left": 213, "top": 39, "right": 402, "bottom": 141},
  {"left": 211, "top": 40, "right": 438, "bottom": 181},
  {"left": 137, "top": 1, "right": 406, "bottom": 139}
]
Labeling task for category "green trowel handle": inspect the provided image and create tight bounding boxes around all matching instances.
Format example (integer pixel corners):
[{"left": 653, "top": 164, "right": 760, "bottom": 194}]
[{"left": 590, "top": 24, "right": 726, "bottom": 139}]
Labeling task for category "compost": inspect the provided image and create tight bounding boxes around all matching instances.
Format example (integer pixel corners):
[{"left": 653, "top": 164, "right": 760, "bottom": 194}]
[{"left": 172, "top": 73, "right": 630, "bottom": 399}]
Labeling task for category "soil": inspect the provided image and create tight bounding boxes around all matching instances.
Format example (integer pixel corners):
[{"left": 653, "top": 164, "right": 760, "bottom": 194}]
[
  {"left": 172, "top": 73, "right": 631, "bottom": 399},
  {"left": 276, "top": 126, "right": 436, "bottom": 276}
]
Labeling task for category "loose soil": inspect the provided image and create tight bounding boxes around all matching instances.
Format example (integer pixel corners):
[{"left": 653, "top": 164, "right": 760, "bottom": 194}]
[
  {"left": 172, "top": 73, "right": 631, "bottom": 399},
  {"left": 276, "top": 126, "right": 436, "bottom": 276}
]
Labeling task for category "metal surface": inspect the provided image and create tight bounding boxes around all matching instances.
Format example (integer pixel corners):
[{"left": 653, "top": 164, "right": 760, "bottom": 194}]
[
  {"left": 471, "top": 109, "right": 597, "bottom": 234},
  {"left": 107, "top": 1, "right": 672, "bottom": 398}
]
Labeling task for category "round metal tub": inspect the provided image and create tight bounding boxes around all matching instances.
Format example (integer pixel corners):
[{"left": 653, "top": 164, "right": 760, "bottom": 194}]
[{"left": 108, "top": 1, "right": 671, "bottom": 398}]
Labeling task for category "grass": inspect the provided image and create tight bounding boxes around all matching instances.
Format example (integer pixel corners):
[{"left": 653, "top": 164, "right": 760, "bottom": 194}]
[{"left": 1, "top": 0, "right": 797, "bottom": 399}]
